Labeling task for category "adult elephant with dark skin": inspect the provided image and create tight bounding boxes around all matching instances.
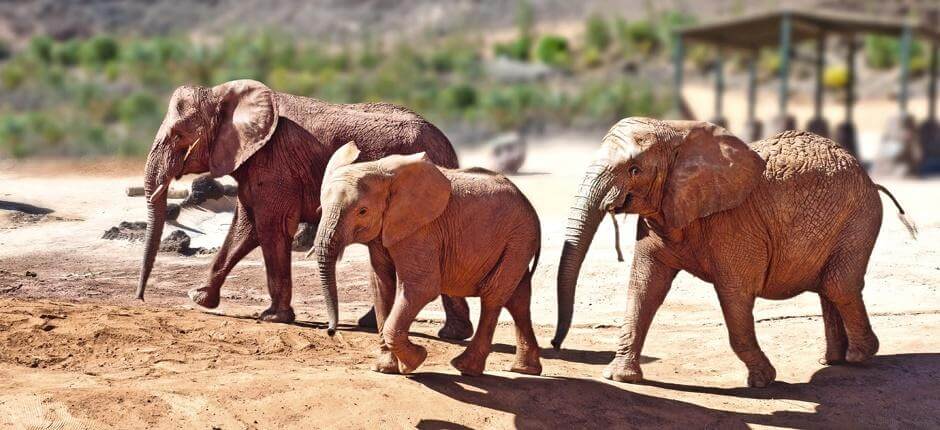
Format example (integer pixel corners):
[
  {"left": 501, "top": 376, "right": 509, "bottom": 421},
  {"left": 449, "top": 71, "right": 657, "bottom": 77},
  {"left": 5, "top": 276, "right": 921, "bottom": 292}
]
[
  {"left": 136, "top": 79, "right": 473, "bottom": 340},
  {"left": 553, "top": 118, "right": 917, "bottom": 387}
]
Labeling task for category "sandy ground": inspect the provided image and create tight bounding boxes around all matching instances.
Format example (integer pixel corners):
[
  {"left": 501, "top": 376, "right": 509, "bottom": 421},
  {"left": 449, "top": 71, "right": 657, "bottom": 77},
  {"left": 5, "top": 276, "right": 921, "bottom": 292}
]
[{"left": 0, "top": 132, "right": 938, "bottom": 428}]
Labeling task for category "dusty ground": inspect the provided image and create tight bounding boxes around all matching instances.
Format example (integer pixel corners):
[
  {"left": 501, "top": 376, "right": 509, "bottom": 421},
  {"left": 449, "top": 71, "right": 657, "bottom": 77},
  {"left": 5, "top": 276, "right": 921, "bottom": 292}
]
[{"left": 0, "top": 133, "right": 938, "bottom": 429}]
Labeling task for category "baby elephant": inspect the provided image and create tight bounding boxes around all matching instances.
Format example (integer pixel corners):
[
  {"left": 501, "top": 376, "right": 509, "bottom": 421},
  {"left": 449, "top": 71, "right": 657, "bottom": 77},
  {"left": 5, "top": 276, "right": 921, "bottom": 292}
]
[{"left": 310, "top": 142, "right": 542, "bottom": 376}]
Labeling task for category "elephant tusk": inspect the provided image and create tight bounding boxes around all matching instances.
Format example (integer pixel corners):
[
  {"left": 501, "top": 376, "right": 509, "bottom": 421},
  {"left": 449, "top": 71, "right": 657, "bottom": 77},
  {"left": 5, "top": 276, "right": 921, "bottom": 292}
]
[
  {"left": 609, "top": 210, "right": 624, "bottom": 262},
  {"left": 148, "top": 183, "right": 168, "bottom": 204},
  {"left": 182, "top": 138, "right": 201, "bottom": 165},
  {"left": 305, "top": 246, "right": 316, "bottom": 259}
]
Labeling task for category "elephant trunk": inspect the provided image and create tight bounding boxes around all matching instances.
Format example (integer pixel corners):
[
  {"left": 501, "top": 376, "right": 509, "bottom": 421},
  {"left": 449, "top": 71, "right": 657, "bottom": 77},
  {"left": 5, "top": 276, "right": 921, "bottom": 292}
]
[
  {"left": 312, "top": 206, "right": 342, "bottom": 335},
  {"left": 136, "top": 143, "right": 171, "bottom": 300},
  {"left": 552, "top": 163, "right": 615, "bottom": 349}
]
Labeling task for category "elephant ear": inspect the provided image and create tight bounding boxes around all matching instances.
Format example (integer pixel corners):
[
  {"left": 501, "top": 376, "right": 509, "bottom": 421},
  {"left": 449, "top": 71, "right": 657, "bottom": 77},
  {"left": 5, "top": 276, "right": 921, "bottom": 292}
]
[
  {"left": 380, "top": 153, "right": 452, "bottom": 248},
  {"left": 323, "top": 141, "right": 361, "bottom": 183},
  {"left": 661, "top": 122, "right": 765, "bottom": 230},
  {"left": 209, "top": 80, "right": 279, "bottom": 177}
]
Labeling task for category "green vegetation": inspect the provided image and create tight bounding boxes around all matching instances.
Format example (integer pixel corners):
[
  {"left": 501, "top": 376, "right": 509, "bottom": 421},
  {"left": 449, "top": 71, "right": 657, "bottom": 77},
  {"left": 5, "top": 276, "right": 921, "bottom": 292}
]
[
  {"left": 864, "top": 35, "right": 926, "bottom": 72},
  {"left": 0, "top": 26, "right": 669, "bottom": 158}
]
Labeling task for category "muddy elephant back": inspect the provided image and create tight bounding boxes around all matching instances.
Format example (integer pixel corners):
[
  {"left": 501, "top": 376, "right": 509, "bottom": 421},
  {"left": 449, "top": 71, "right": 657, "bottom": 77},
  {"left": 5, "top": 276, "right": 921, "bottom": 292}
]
[{"left": 751, "top": 130, "right": 867, "bottom": 182}]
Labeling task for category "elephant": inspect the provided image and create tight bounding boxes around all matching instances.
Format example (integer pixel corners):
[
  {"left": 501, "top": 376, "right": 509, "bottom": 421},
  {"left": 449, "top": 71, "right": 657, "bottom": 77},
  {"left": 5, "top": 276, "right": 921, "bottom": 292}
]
[
  {"left": 552, "top": 118, "right": 917, "bottom": 388},
  {"left": 310, "top": 143, "right": 542, "bottom": 376},
  {"left": 135, "top": 79, "right": 473, "bottom": 340}
]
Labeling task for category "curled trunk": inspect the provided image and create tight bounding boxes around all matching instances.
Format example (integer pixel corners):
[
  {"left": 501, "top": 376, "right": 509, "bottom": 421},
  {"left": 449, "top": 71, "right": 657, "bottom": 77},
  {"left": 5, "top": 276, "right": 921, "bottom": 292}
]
[{"left": 552, "top": 164, "right": 615, "bottom": 349}]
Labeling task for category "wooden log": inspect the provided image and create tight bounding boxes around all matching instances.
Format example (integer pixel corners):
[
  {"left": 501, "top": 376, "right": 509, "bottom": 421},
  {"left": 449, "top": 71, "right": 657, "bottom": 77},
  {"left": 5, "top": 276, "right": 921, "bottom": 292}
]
[{"left": 125, "top": 186, "right": 190, "bottom": 199}]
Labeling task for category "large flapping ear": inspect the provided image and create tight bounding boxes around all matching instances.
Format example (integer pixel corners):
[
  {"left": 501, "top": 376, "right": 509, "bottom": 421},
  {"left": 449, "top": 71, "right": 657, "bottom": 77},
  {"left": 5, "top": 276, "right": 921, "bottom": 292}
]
[
  {"left": 380, "top": 153, "right": 452, "bottom": 248},
  {"left": 209, "top": 80, "right": 278, "bottom": 177},
  {"left": 661, "top": 122, "right": 765, "bottom": 230},
  {"left": 323, "top": 141, "right": 361, "bottom": 183}
]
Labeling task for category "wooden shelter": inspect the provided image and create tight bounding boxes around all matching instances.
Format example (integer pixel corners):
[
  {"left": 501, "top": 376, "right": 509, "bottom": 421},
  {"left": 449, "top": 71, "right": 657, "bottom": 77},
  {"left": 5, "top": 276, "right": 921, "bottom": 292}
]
[{"left": 674, "top": 8, "right": 940, "bottom": 172}]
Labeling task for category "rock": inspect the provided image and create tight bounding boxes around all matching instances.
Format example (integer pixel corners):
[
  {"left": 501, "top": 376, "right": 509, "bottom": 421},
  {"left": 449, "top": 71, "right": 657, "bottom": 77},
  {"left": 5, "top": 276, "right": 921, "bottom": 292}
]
[
  {"left": 102, "top": 222, "right": 148, "bottom": 242},
  {"left": 159, "top": 230, "right": 191, "bottom": 253},
  {"left": 183, "top": 175, "right": 226, "bottom": 206},
  {"left": 166, "top": 203, "right": 181, "bottom": 221},
  {"left": 292, "top": 223, "right": 317, "bottom": 252}
]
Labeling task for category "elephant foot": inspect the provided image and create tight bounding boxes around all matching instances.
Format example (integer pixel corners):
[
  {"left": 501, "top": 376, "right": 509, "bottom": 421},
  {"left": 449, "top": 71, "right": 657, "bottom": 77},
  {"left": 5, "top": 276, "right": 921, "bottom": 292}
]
[
  {"left": 846, "top": 333, "right": 879, "bottom": 363},
  {"left": 437, "top": 319, "right": 474, "bottom": 341},
  {"left": 395, "top": 344, "right": 428, "bottom": 374},
  {"left": 820, "top": 345, "right": 847, "bottom": 365},
  {"left": 746, "top": 362, "right": 777, "bottom": 388},
  {"left": 259, "top": 307, "right": 295, "bottom": 324},
  {"left": 188, "top": 287, "right": 220, "bottom": 309},
  {"left": 372, "top": 349, "right": 400, "bottom": 374},
  {"left": 451, "top": 350, "right": 487, "bottom": 376},
  {"left": 357, "top": 308, "right": 378, "bottom": 330},
  {"left": 603, "top": 356, "right": 643, "bottom": 383},
  {"left": 509, "top": 360, "right": 542, "bottom": 376}
]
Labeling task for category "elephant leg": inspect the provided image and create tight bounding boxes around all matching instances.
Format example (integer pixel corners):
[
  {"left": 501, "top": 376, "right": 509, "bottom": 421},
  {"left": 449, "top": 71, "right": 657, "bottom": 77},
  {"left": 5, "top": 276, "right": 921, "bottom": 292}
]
[
  {"left": 451, "top": 303, "right": 501, "bottom": 376},
  {"left": 604, "top": 252, "right": 677, "bottom": 383},
  {"left": 819, "top": 294, "right": 848, "bottom": 364},
  {"left": 716, "top": 288, "right": 775, "bottom": 388},
  {"left": 189, "top": 200, "right": 258, "bottom": 309},
  {"left": 367, "top": 245, "right": 399, "bottom": 374},
  {"left": 504, "top": 274, "right": 541, "bottom": 375},
  {"left": 383, "top": 272, "right": 439, "bottom": 374},
  {"left": 257, "top": 209, "right": 300, "bottom": 324},
  {"left": 438, "top": 295, "right": 473, "bottom": 341},
  {"left": 827, "top": 292, "right": 878, "bottom": 363}
]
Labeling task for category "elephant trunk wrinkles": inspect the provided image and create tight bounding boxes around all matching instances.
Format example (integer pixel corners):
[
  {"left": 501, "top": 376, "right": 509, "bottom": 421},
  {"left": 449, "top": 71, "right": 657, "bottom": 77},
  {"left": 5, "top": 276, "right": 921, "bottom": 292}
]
[
  {"left": 313, "top": 206, "right": 342, "bottom": 336},
  {"left": 137, "top": 142, "right": 170, "bottom": 300},
  {"left": 552, "top": 163, "right": 615, "bottom": 349}
]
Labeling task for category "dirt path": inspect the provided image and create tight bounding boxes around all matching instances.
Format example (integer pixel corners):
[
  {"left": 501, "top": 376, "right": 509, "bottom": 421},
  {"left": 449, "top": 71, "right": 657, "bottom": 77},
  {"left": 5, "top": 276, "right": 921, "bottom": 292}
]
[{"left": 1, "top": 138, "right": 939, "bottom": 428}]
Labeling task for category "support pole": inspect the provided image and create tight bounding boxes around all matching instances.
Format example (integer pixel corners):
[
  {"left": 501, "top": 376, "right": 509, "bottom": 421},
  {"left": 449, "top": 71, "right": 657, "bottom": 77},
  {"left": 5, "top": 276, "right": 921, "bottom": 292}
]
[
  {"left": 877, "top": 23, "right": 919, "bottom": 176},
  {"left": 711, "top": 49, "right": 727, "bottom": 128},
  {"left": 835, "top": 36, "right": 858, "bottom": 156},
  {"left": 808, "top": 35, "right": 830, "bottom": 137},
  {"left": 673, "top": 35, "right": 687, "bottom": 119},
  {"left": 898, "top": 24, "right": 913, "bottom": 115},
  {"left": 772, "top": 12, "right": 795, "bottom": 133},
  {"left": 744, "top": 50, "right": 763, "bottom": 141},
  {"left": 919, "top": 40, "right": 940, "bottom": 170}
]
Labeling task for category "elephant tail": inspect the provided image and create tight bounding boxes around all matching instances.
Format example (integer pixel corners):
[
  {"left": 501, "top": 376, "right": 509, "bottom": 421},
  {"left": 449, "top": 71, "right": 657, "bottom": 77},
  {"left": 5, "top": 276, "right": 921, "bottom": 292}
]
[{"left": 875, "top": 184, "right": 918, "bottom": 240}]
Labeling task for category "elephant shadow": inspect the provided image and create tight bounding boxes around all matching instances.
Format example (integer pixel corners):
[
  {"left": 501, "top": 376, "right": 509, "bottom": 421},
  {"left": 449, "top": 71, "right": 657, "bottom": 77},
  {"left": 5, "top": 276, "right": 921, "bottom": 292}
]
[
  {"left": 411, "top": 353, "right": 940, "bottom": 429},
  {"left": 0, "top": 200, "right": 54, "bottom": 215}
]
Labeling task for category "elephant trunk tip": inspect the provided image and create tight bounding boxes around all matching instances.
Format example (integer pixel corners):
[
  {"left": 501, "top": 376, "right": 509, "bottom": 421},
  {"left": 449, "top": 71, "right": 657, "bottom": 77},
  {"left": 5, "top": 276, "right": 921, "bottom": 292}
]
[{"left": 327, "top": 325, "right": 336, "bottom": 336}]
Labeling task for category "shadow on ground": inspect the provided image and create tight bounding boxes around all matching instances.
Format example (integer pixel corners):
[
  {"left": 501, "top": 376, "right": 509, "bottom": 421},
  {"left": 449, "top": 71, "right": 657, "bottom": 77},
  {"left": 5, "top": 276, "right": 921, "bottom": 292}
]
[{"left": 412, "top": 353, "right": 940, "bottom": 429}]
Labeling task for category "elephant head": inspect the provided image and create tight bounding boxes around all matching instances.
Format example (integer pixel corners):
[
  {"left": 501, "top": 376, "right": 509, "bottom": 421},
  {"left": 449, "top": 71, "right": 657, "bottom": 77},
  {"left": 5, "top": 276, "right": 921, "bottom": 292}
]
[
  {"left": 552, "top": 118, "right": 765, "bottom": 349},
  {"left": 308, "top": 143, "right": 451, "bottom": 334},
  {"left": 137, "top": 79, "right": 278, "bottom": 300}
]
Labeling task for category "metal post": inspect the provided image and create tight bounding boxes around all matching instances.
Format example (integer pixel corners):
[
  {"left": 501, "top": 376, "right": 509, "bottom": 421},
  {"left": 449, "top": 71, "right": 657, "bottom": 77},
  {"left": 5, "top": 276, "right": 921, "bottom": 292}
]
[
  {"left": 899, "top": 24, "right": 913, "bottom": 115},
  {"left": 673, "top": 34, "right": 685, "bottom": 118},
  {"left": 835, "top": 36, "right": 858, "bottom": 156},
  {"left": 744, "top": 51, "right": 763, "bottom": 141},
  {"left": 747, "top": 53, "right": 758, "bottom": 123},
  {"left": 712, "top": 49, "right": 726, "bottom": 128},
  {"left": 778, "top": 12, "right": 791, "bottom": 116},
  {"left": 808, "top": 35, "right": 830, "bottom": 137},
  {"left": 814, "top": 36, "right": 825, "bottom": 118},
  {"left": 929, "top": 42, "right": 938, "bottom": 121}
]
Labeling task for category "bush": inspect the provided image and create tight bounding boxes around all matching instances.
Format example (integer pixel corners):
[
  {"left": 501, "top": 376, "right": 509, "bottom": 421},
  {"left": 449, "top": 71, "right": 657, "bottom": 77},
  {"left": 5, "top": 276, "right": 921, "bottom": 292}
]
[
  {"left": 616, "top": 19, "right": 658, "bottom": 56},
  {"left": 115, "top": 92, "right": 160, "bottom": 124},
  {"left": 0, "top": 61, "right": 27, "bottom": 89},
  {"left": 585, "top": 15, "right": 612, "bottom": 52},
  {"left": 494, "top": 35, "right": 532, "bottom": 61},
  {"left": 535, "top": 35, "right": 570, "bottom": 67},
  {"left": 580, "top": 46, "right": 603, "bottom": 69},
  {"left": 81, "top": 35, "right": 120, "bottom": 66},
  {"left": 441, "top": 84, "right": 478, "bottom": 110},
  {"left": 28, "top": 36, "right": 54, "bottom": 63},
  {"left": 824, "top": 66, "right": 849, "bottom": 89},
  {"left": 51, "top": 39, "right": 82, "bottom": 66},
  {"left": 0, "top": 41, "right": 9, "bottom": 61},
  {"left": 865, "top": 35, "right": 897, "bottom": 69}
]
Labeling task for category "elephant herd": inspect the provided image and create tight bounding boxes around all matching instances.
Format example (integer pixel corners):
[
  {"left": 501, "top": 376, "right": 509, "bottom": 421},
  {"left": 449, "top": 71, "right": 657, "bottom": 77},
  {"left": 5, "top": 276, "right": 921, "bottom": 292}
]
[{"left": 136, "top": 79, "right": 916, "bottom": 388}]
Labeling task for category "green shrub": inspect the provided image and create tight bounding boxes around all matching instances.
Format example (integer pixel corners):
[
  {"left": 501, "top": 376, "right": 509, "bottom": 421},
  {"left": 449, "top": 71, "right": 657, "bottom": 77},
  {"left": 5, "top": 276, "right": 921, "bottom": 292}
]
[
  {"left": 52, "top": 39, "right": 82, "bottom": 66},
  {"left": 585, "top": 15, "right": 612, "bottom": 52},
  {"left": 81, "top": 35, "right": 120, "bottom": 66},
  {"left": 616, "top": 19, "right": 658, "bottom": 56},
  {"left": 441, "top": 84, "right": 478, "bottom": 110},
  {"left": 0, "top": 61, "right": 27, "bottom": 89},
  {"left": 581, "top": 46, "right": 603, "bottom": 69},
  {"left": 494, "top": 35, "right": 532, "bottom": 61},
  {"left": 29, "top": 36, "right": 54, "bottom": 63},
  {"left": 115, "top": 92, "right": 160, "bottom": 124},
  {"left": 0, "top": 115, "right": 29, "bottom": 158},
  {"left": 535, "top": 35, "right": 570, "bottom": 67}
]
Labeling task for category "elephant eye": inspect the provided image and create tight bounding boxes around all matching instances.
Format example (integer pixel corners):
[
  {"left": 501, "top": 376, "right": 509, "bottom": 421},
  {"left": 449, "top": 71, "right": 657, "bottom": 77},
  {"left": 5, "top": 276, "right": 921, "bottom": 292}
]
[
  {"left": 629, "top": 166, "right": 640, "bottom": 176},
  {"left": 357, "top": 207, "right": 367, "bottom": 216}
]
